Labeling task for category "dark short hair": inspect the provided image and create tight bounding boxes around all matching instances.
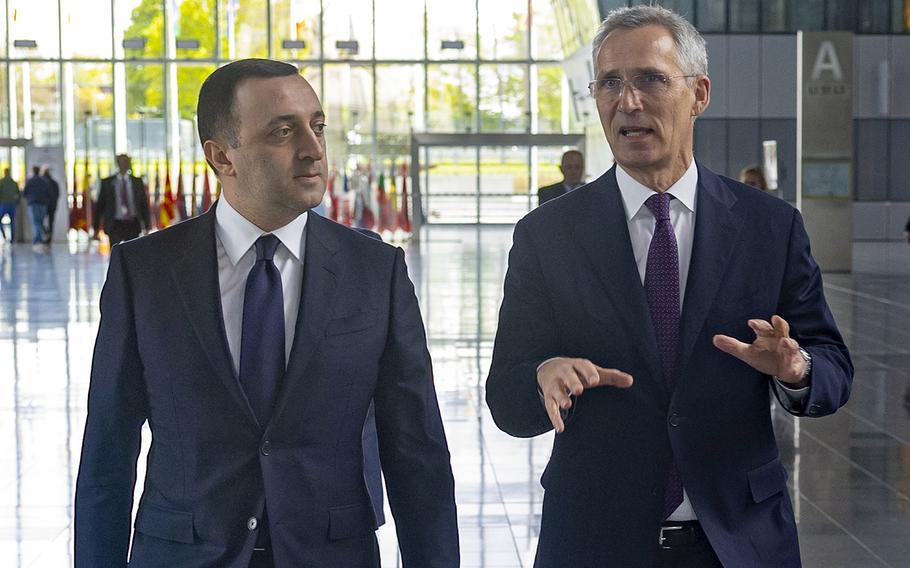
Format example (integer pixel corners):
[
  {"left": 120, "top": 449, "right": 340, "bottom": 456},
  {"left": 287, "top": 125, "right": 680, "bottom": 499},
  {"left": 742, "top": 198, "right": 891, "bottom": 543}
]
[{"left": 196, "top": 58, "right": 299, "bottom": 151}]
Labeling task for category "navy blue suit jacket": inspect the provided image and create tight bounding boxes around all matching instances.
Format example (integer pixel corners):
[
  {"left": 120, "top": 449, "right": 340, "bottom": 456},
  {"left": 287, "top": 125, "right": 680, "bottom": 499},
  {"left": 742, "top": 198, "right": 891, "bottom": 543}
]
[
  {"left": 486, "top": 164, "right": 852, "bottom": 567},
  {"left": 75, "top": 205, "right": 458, "bottom": 567}
]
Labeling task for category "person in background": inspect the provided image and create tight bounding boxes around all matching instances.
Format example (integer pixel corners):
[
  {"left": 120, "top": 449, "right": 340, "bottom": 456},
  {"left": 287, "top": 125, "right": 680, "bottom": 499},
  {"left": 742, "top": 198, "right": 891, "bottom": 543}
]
[
  {"left": 537, "top": 150, "right": 585, "bottom": 205},
  {"left": 42, "top": 166, "right": 61, "bottom": 244},
  {"left": 93, "top": 154, "right": 151, "bottom": 245},
  {"left": 739, "top": 164, "right": 770, "bottom": 192},
  {"left": 23, "top": 165, "right": 51, "bottom": 248},
  {"left": 0, "top": 168, "right": 20, "bottom": 243}
]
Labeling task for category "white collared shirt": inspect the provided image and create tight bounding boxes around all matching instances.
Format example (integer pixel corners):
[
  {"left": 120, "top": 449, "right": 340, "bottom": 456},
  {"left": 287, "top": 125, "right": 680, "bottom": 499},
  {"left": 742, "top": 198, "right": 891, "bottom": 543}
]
[
  {"left": 215, "top": 197, "right": 307, "bottom": 374},
  {"left": 615, "top": 160, "right": 807, "bottom": 521}
]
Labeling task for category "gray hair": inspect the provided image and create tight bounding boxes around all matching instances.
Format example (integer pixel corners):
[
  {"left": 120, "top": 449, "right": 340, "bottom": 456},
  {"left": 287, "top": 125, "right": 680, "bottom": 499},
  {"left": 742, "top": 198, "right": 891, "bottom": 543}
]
[{"left": 591, "top": 5, "right": 708, "bottom": 77}]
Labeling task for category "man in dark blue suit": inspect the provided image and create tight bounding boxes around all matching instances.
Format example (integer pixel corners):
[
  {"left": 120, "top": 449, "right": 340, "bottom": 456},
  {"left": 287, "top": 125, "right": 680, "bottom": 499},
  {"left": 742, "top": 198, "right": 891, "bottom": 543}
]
[
  {"left": 486, "top": 6, "right": 852, "bottom": 568},
  {"left": 75, "top": 59, "right": 459, "bottom": 568}
]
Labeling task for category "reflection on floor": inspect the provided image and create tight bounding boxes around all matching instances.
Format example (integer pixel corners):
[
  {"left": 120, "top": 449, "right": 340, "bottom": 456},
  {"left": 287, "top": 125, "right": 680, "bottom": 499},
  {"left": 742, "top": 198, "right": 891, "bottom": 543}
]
[{"left": 1, "top": 229, "right": 909, "bottom": 567}]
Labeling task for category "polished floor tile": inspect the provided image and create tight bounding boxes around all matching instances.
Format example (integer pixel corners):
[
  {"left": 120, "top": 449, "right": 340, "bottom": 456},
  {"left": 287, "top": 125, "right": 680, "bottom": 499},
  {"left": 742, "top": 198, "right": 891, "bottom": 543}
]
[{"left": 1, "top": 228, "right": 909, "bottom": 567}]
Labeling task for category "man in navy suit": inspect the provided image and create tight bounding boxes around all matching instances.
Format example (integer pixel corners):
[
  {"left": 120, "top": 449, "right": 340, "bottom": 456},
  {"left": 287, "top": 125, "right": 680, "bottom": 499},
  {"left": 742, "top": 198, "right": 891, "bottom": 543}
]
[
  {"left": 537, "top": 150, "right": 585, "bottom": 206},
  {"left": 486, "top": 6, "right": 852, "bottom": 567},
  {"left": 75, "top": 59, "right": 458, "bottom": 567}
]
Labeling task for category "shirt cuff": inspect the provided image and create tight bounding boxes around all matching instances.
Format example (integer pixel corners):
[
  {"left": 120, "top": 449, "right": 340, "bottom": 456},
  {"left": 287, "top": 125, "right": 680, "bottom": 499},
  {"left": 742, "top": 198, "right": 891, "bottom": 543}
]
[{"left": 773, "top": 377, "right": 810, "bottom": 412}]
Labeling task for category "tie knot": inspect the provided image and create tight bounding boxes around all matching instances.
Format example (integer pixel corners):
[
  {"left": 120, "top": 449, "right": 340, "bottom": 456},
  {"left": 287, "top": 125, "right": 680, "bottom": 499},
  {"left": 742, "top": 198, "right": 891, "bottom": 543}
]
[
  {"left": 254, "top": 234, "right": 281, "bottom": 262},
  {"left": 645, "top": 192, "right": 671, "bottom": 221}
]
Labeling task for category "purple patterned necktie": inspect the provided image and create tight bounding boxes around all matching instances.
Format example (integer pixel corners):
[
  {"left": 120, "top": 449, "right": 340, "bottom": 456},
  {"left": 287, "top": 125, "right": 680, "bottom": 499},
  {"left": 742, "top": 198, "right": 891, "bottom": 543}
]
[
  {"left": 239, "top": 234, "right": 285, "bottom": 426},
  {"left": 644, "top": 192, "right": 684, "bottom": 519}
]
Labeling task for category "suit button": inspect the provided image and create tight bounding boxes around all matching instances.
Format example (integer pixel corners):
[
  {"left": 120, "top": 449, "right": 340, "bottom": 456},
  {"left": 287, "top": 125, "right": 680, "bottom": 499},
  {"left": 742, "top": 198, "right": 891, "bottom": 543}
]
[
  {"left": 807, "top": 404, "right": 821, "bottom": 416},
  {"left": 668, "top": 413, "right": 680, "bottom": 427},
  {"left": 261, "top": 441, "right": 271, "bottom": 456},
  {"left": 247, "top": 517, "right": 258, "bottom": 531}
]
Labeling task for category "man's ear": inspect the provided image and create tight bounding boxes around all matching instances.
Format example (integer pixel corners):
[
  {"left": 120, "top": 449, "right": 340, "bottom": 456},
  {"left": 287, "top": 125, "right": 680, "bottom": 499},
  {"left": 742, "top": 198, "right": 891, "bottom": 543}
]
[
  {"left": 204, "top": 140, "right": 236, "bottom": 178},
  {"left": 691, "top": 75, "right": 711, "bottom": 118}
]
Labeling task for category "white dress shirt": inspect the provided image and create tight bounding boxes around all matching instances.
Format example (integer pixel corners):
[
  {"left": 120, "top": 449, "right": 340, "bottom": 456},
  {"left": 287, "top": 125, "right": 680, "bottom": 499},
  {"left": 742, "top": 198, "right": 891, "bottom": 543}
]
[
  {"left": 114, "top": 174, "right": 137, "bottom": 220},
  {"left": 616, "top": 161, "right": 808, "bottom": 521},
  {"left": 215, "top": 197, "right": 307, "bottom": 374}
]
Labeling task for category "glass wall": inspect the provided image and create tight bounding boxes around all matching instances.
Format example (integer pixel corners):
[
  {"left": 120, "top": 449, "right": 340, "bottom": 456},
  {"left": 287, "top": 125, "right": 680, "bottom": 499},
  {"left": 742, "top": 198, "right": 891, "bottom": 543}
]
[{"left": 0, "top": 0, "right": 596, "bottom": 226}]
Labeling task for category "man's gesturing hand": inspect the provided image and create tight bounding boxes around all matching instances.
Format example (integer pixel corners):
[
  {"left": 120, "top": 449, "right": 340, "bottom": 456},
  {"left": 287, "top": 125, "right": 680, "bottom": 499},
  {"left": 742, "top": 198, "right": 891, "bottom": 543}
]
[
  {"left": 537, "top": 358, "right": 633, "bottom": 433},
  {"left": 712, "top": 315, "right": 810, "bottom": 387}
]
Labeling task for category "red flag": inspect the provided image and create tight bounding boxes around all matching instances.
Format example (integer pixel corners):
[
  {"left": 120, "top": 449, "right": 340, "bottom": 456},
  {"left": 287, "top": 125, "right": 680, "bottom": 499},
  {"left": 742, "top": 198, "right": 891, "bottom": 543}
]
[
  {"left": 159, "top": 166, "right": 175, "bottom": 228},
  {"left": 397, "top": 163, "right": 412, "bottom": 233},
  {"left": 376, "top": 171, "right": 389, "bottom": 232},
  {"left": 201, "top": 169, "right": 213, "bottom": 213},
  {"left": 341, "top": 170, "right": 352, "bottom": 226}
]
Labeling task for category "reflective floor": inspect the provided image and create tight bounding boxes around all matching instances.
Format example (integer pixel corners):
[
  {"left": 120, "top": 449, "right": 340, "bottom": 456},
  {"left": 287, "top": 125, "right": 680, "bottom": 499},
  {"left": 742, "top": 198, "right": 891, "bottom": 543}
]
[{"left": 1, "top": 230, "right": 909, "bottom": 567}]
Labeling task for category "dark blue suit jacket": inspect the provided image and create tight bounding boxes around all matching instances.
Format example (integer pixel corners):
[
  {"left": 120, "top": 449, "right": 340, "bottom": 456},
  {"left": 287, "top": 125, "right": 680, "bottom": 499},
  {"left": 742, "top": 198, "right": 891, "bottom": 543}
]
[
  {"left": 486, "top": 164, "right": 852, "bottom": 567},
  {"left": 75, "top": 205, "right": 459, "bottom": 567}
]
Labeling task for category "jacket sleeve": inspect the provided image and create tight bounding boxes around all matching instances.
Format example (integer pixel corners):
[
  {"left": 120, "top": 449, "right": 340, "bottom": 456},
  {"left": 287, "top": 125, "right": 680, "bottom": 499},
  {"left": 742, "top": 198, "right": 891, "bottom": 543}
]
[
  {"left": 485, "top": 219, "right": 560, "bottom": 438},
  {"left": 74, "top": 244, "right": 148, "bottom": 567},
  {"left": 135, "top": 178, "right": 151, "bottom": 230},
  {"left": 373, "top": 247, "right": 459, "bottom": 567},
  {"left": 772, "top": 208, "right": 853, "bottom": 417}
]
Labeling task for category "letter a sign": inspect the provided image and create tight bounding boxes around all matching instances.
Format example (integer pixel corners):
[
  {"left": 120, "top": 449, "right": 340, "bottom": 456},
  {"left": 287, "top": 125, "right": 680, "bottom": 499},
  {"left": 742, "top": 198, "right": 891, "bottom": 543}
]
[{"left": 811, "top": 41, "right": 843, "bottom": 81}]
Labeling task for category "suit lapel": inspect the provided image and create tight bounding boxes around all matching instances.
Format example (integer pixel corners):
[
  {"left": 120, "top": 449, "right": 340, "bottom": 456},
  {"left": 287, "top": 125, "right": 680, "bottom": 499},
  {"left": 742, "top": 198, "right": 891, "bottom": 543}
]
[
  {"left": 573, "top": 168, "right": 665, "bottom": 393},
  {"left": 270, "top": 213, "right": 343, "bottom": 425},
  {"left": 171, "top": 203, "right": 260, "bottom": 428},
  {"left": 677, "top": 164, "right": 742, "bottom": 379}
]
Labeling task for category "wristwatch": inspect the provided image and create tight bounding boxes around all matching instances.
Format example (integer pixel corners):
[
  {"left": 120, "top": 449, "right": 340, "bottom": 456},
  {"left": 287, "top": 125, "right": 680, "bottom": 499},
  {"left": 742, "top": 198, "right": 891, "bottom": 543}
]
[{"left": 776, "top": 347, "right": 811, "bottom": 388}]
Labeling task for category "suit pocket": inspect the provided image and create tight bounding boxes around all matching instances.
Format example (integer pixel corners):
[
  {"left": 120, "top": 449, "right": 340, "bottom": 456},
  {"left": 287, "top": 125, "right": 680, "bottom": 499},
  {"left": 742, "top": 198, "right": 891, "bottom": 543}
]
[
  {"left": 328, "top": 503, "right": 377, "bottom": 541},
  {"left": 325, "top": 310, "right": 378, "bottom": 337},
  {"left": 134, "top": 502, "right": 194, "bottom": 544},
  {"left": 747, "top": 457, "right": 789, "bottom": 503}
]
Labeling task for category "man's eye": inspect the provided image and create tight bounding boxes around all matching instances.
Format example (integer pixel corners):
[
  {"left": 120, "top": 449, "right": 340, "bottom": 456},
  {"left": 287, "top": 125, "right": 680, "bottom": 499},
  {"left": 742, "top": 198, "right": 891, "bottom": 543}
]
[
  {"left": 274, "top": 127, "right": 293, "bottom": 137},
  {"left": 643, "top": 73, "right": 667, "bottom": 84},
  {"left": 602, "top": 78, "right": 622, "bottom": 89},
  {"left": 313, "top": 123, "right": 326, "bottom": 134}
]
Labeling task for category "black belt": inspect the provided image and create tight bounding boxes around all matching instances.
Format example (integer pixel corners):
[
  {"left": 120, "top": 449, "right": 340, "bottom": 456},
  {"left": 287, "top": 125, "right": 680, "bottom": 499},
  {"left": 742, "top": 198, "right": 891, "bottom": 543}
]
[{"left": 658, "top": 520, "right": 709, "bottom": 549}]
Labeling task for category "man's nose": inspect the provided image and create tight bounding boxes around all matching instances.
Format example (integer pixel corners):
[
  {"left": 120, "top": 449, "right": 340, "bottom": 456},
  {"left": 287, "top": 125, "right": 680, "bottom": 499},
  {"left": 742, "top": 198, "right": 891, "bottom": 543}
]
[
  {"left": 617, "top": 82, "right": 643, "bottom": 113},
  {"left": 296, "top": 129, "right": 324, "bottom": 161}
]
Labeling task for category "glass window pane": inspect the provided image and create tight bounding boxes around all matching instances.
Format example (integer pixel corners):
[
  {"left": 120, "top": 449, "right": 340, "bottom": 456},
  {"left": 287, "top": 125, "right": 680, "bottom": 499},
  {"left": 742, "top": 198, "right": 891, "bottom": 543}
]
[
  {"left": 828, "top": 0, "right": 858, "bottom": 30},
  {"left": 71, "top": 63, "right": 113, "bottom": 178},
  {"left": 375, "top": 0, "right": 424, "bottom": 59},
  {"left": 792, "top": 0, "right": 824, "bottom": 31},
  {"left": 479, "top": 65, "right": 528, "bottom": 133},
  {"left": 894, "top": 0, "right": 910, "bottom": 32},
  {"left": 857, "top": 0, "right": 891, "bottom": 33},
  {"left": 480, "top": 146, "right": 531, "bottom": 224},
  {"left": 116, "top": 0, "right": 165, "bottom": 59},
  {"left": 730, "top": 0, "right": 760, "bottom": 32},
  {"left": 323, "top": 0, "right": 374, "bottom": 60},
  {"left": 0, "top": 68, "right": 8, "bottom": 137},
  {"left": 655, "top": 1, "right": 694, "bottom": 23},
  {"left": 427, "top": 65, "right": 477, "bottom": 132},
  {"left": 9, "top": 0, "right": 61, "bottom": 58},
  {"left": 696, "top": 0, "right": 726, "bottom": 32},
  {"left": 426, "top": 146, "right": 477, "bottom": 223},
  {"left": 219, "top": 0, "right": 268, "bottom": 59},
  {"left": 272, "top": 0, "right": 321, "bottom": 60},
  {"left": 0, "top": 8, "right": 6, "bottom": 58},
  {"left": 323, "top": 65, "right": 374, "bottom": 167},
  {"left": 376, "top": 64, "right": 424, "bottom": 137},
  {"left": 174, "top": 0, "right": 217, "bottom": 59},
  {"left": 62, "top": 0, "right": 113, "bottom": 58},
  {"left": 12, "top": 64, "right": 62, "bottom": 148},
  {"left": 532, "top": 0, "right": 564, "bottom": 60},
  {"left": 427, "top": 0, "right": 478, "bottom": 60},
  {"left": 479, "top": 0, "right": 528, "bottom": 60},
  {"left": 125, "top": 64, "right": 166, "bottom": 179},
  {"left": 535, "top": 64, "right": 580, "bottom": 133}
]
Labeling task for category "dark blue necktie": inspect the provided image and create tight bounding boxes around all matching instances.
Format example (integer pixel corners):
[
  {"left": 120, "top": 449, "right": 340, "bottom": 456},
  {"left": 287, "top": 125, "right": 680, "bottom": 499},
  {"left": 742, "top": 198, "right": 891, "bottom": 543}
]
[
  {"left": 239, "top": 234, "right": 285, "bottom": 426},
  {"left": 644, "top": 193, "right": 684, "bottom": 519}
]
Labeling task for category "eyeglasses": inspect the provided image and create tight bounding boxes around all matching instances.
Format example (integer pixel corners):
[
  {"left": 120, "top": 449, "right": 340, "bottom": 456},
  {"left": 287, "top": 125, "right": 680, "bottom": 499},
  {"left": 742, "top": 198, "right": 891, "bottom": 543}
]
[{"left": 587, "top": 73, "right": 698, "bottom": 99}]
